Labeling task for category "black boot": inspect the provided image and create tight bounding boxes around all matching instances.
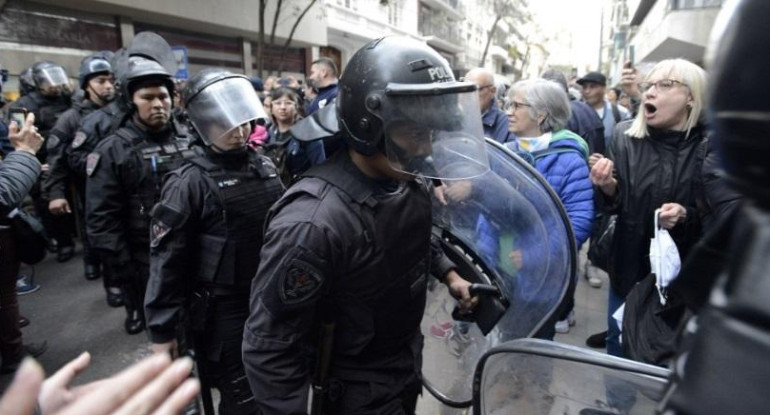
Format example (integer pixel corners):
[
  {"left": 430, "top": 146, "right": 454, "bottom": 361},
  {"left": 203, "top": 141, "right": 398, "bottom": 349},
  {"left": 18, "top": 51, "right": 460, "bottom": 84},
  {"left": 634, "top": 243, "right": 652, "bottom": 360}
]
[
  {"left": 0, "top": 342, "right": 48, "bottom": 374},
  {"left": 57, "top": 245, "right": 75, "bottom": 263},
  {"left": 124, "top": 309, "right": 144, "bottom": 335},
  {"left": 106, "top": 286, "right": 125, "bottom": 308},
  {"left": 84, "top": 263, "right": 101, "bottom": 280}
]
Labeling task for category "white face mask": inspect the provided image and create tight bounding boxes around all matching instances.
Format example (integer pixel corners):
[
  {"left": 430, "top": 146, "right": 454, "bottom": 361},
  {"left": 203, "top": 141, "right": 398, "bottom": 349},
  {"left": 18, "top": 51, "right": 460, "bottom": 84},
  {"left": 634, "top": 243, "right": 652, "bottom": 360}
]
[{"left": 517, "top": 132, "right": 552, "bottom": 153}]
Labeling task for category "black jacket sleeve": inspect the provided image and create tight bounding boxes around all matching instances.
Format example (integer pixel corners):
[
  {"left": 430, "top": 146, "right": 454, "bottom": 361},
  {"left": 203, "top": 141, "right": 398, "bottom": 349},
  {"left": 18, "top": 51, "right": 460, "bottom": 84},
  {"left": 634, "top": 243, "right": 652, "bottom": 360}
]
[
  {"left": 145, "top": 169, "right": 204, "bottom": 344},
  {"left": 43, "top": 109, "right": 80, "bottom": 200},
  {"left": 243, "top": 195, "right": 341, "bottom": 415},
  {"left": 85, "top": 136, "right": 133, "bottom": 265},
  {"left": 0, "top": 151, "right": 41, "bottom": 216}
]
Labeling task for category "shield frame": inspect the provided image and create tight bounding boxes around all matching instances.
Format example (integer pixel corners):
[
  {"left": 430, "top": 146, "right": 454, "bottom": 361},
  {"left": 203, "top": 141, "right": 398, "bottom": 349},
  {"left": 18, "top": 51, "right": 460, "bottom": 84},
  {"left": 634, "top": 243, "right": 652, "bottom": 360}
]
[
  {"left": 470, "top": 338, "right": 671, "bottom": 415},
  {"left": 421, "top": 138, "right": 579, "bottom": 408}
]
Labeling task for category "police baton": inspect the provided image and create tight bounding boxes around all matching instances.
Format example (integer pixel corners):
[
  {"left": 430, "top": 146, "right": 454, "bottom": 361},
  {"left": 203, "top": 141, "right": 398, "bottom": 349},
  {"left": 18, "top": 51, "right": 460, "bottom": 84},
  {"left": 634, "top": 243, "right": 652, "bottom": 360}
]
[
  {"left": 186, "top": 331, "right": 215, "bottom": 415},
  {"left": 310, "top": 321, "right": 336, "bottom": 415}
]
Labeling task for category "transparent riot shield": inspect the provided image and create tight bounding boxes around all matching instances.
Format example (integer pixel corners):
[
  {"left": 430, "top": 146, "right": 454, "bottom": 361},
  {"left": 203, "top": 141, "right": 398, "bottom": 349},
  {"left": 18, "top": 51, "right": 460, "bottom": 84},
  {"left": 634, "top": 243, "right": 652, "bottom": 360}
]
[
  {"left": 473, "top": 339, "right": 670, "bottom": 415},
  {"left": 421, "top": 139, "right": 576, "bottom": 408}
]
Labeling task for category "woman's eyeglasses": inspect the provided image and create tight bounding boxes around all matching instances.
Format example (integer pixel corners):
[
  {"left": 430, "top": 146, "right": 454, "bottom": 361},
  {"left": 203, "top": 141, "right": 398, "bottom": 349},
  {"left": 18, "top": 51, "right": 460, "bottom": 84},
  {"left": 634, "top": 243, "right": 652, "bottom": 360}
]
[
  {"left": 637, "top": 79, "right": 687, "bottom": 93},
  {"left": 503, "top": 100, "right": 531, "bottom": 112},
  {"left": 272, "top": 100, "right": 296, "bottom": 108}
]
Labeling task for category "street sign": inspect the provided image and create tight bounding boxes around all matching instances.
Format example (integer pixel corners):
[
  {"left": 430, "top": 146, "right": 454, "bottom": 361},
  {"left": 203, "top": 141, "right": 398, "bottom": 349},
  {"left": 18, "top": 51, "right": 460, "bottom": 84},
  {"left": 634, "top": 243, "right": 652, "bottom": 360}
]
[{"left": 172, "top": 46, "right": 189, "bottom": 80}]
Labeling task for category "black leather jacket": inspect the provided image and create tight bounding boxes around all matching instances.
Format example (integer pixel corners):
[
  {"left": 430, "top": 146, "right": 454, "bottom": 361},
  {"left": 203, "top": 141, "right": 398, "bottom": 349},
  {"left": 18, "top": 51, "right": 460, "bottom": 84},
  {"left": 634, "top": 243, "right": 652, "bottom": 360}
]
[{"left": 603, "top": 121, "right": 706, "bottom": 296}]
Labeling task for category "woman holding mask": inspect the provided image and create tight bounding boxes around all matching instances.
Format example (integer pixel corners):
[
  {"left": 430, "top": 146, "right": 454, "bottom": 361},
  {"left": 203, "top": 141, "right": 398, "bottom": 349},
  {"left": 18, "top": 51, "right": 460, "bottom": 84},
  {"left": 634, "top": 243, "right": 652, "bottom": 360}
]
[{"left": 589, "top": 58, "right": 707, "bottom": 357}]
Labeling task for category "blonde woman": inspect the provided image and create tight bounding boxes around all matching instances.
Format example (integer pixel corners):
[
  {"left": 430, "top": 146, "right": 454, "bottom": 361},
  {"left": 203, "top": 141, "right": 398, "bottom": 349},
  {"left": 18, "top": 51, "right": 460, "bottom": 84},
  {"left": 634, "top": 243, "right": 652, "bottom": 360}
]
[{"left": 589, "top": 58, "right": 707, "bottom": 357}]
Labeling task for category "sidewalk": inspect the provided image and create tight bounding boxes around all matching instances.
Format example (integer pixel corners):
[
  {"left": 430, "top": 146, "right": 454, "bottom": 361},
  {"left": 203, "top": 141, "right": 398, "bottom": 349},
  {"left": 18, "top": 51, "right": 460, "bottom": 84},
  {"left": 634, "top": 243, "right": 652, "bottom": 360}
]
[{"left": 554, "top": 245, "right": 610, "bottom": 349}]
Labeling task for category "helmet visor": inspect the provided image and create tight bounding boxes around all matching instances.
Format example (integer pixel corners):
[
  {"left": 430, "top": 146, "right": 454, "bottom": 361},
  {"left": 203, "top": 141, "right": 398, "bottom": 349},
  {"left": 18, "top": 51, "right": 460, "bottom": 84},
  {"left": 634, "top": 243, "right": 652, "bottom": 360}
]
[
  {"left": 36, "top": 66, "right": 69, "bottom": 90},
  {"left": 381, "top": 86, "right": 489, "bottom": 180},
  {"left": 187, "top": 76, "right": 268, "bottom": 145}
]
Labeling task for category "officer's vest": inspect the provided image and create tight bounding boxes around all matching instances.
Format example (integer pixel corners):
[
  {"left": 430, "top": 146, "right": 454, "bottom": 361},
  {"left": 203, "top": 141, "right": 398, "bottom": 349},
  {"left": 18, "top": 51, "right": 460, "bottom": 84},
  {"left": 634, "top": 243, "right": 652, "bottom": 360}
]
[
  {"left": 274, "top": 154, "right": 433, "bottom": 376},
  {"left": 187, "top": 151, "right": 283, "bottom": 288},
  {"left": 118, "top": 128, "right": 196, "bottom": 264}
]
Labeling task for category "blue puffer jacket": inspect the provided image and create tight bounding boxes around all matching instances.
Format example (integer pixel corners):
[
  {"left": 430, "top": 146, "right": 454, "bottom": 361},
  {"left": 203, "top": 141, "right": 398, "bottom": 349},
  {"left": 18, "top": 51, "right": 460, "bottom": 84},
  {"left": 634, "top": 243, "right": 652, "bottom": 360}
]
[{"left": 532, "top": 130, "right": 594, "bottom": 246}]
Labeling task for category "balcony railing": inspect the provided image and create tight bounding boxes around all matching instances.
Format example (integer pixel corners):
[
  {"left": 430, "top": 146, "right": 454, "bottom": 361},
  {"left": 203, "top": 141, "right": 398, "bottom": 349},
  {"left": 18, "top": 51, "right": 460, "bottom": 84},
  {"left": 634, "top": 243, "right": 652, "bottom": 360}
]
[{"left": 419, "top": 16, "right": 463, "bottom": 44}]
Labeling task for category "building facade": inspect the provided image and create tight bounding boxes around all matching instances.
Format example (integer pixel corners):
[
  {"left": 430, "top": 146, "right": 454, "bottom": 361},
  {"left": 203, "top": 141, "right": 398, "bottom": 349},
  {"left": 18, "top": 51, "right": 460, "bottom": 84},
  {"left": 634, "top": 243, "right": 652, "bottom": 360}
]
[
  {"left": 605, "top": 0, "right": 723, "bottom": 84},
  {"left": 0, "top": 0, "right": 326, "bottom": 98}
]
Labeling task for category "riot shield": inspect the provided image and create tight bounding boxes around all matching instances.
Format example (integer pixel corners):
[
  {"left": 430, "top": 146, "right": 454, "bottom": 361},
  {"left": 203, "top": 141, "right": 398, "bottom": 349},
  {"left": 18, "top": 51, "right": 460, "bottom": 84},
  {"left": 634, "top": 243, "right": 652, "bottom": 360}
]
[
  {"left": 127, "top": 31, "right": 177, "bottom": 75},
  {"left": 472, "top": 339, "right": 670, "bottom": 415},
  {"left": 421, "top": 139, "right": 576, "bottom": 408}
]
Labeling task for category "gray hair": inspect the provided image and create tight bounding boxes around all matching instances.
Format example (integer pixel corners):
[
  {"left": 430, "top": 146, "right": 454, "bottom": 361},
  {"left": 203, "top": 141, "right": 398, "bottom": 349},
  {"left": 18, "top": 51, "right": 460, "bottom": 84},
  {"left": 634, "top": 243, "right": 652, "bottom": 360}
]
[{"left": 509, "top": 78, "right": 571, "bottom": 133}]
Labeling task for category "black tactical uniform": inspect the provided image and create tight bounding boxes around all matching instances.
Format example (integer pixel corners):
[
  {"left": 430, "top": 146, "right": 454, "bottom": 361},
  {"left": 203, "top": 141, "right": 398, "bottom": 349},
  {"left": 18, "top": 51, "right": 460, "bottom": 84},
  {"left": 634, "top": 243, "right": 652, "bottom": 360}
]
[
  {"left": 68, "top": 100, "right": 127, "bottom": 176},
  {"left": 146, "top": 146, "right": 282, "bottom": 414},
  {"left": 145, "top": 69, "right": 279, "bottom": 415},
  {"left": 243, "top": 37, "right": 488, "bottom": 415},
  {"left": 86, "top": 117, "right": 193, "bottom": 334}
]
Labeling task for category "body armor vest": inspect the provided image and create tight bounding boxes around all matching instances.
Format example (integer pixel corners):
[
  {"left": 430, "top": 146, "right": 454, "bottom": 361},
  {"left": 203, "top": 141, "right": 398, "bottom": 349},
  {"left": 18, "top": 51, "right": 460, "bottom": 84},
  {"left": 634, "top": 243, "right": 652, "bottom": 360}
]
[
  {"left": 189, "top": 152, "right": 283, "bottom": 288},
  {"left": 119, "top": 128, "right": 196, "bottom": 264},
  {"left": 282, "top": 153, "right": 433, "bottom": 377}
]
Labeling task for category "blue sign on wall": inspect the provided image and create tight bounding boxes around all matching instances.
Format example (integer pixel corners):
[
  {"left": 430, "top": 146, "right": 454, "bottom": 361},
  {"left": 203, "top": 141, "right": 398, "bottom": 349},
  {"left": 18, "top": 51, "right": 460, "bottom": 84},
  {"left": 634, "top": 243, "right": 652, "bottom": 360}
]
[{"left": 172, "top": 46, "right": 189, "bottom": 80}]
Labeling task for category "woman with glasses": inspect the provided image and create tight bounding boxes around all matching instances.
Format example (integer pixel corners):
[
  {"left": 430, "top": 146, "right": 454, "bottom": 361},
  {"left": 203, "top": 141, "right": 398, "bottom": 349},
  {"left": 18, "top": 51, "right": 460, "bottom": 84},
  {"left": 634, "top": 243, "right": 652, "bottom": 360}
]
[
  {"left": 589, "top": 58, "right": 708, "bottom": 360},
  {"left": 503, "top": 78, "right": 595, "bottom": 338},
  {"left": 262, "top": 87, "right": 325, "bottom": 185}
]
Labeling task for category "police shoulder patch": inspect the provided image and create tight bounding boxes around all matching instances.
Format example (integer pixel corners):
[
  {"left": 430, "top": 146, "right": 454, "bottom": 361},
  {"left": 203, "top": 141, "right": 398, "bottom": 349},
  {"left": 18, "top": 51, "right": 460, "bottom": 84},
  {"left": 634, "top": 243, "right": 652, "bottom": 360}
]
[
  {"left": 86, "top": 153, "right": 101, "bottom": 177},
  {"left": 279, "top": 259, "right": 324, "bottom": 305},
  {"left": 150, "top": 220, "right": 171, "bottom": 248},
  {"left": 72, "top": 131, "right": 87, "bottom": 149}
]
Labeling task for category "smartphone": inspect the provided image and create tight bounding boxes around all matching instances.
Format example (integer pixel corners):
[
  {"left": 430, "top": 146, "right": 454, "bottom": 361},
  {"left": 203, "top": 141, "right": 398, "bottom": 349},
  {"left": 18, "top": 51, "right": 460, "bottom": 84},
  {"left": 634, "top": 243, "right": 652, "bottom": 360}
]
[
  {"left": 7, "top": 107, "right": 27, "bottom": 128},
  {"left": 627, "top": 46, "right": 635, "bottom": 69}
]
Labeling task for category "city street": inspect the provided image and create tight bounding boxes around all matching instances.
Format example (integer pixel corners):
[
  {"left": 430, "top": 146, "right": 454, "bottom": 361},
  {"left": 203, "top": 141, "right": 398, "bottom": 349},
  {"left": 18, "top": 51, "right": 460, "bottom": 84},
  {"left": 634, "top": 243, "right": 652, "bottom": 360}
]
[
  {"left": 2, "top": 242, "right": 611, "bottom": 413},
  {"left": 0, "top": 243, "right": 149, "bottom": 392}
]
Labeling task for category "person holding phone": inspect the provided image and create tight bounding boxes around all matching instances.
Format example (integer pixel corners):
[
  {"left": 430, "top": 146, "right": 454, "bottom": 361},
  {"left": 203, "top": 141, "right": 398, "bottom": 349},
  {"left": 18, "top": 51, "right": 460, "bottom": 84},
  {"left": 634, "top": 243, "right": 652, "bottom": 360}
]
[{"left": 0, "top": 114, "right": 48, "bottom": 374}]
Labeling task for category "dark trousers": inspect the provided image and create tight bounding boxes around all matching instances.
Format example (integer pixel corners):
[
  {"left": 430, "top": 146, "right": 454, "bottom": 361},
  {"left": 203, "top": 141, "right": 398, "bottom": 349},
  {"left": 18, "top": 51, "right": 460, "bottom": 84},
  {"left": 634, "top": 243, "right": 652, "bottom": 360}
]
[
  {"left": 198, "top": 295, "right": 259, "bottom": 415},
  {"left": 31, "top": 178, "right": 74, "bottom": 248},
  {"left": 0, "top": 230, "right": 23, "bottom": 363},
  {"left": 325, "top": 372, "right": 422, "bottom": 415}
]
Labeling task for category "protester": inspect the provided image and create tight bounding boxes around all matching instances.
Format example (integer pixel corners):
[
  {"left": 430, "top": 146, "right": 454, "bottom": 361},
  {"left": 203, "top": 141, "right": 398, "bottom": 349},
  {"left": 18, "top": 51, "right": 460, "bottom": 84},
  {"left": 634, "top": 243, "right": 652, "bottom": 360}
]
[
  {"left": 0, "top": 353, "right": 199, "bottom": 415},
  {"left": 503, "top": 78, "right": 594, "bottom": 336},
  {"left": 588, "top": 58, "right": 708, "bottom": 357},
  {"left": 0, "top": 115, "right": 47, "bottom": 374},
  {"left": 463, "top": 68, "right": 514, "bottom": 143},
  {"left": 262, "top": 86, "right": 325, "bottom": 185}
]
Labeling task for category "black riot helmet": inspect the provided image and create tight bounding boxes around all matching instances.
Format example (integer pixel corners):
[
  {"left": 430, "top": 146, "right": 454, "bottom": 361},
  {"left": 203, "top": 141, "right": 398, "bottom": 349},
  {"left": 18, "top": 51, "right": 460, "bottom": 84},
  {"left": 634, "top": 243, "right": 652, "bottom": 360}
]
[
  {"left": 120, "top": 56, "right": 175, "bottom": 108},
  {"left": 79, "top": 54, "right": 113, "bottom": 90},
  {"left": 708, "top": 0, "right": 770, "bottom": 208},
  {"left": 19, "top": 67, "right": 35, "bottom": 96},
  {"left": 31, "top": 61, "right": 70, "bottom": 94},
  {"left": 183, "top": 68, "right": 268, "bottom": 147},
  {"left": 337, "top": 36, "right": 489, "bottom": 180}
]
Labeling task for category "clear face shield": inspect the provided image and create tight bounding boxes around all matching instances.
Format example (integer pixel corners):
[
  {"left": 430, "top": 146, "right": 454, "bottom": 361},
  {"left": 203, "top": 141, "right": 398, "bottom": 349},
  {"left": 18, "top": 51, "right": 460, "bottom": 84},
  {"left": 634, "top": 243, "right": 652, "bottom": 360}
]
[
  {"left": 187, "top": 76, "right": 268, "bottom": 146},
  {"left": 36, "top": 66, "right": 70, "bottom": 93},
  {"left": 378, "top": 83, "right": 489, "bottom": 180}
]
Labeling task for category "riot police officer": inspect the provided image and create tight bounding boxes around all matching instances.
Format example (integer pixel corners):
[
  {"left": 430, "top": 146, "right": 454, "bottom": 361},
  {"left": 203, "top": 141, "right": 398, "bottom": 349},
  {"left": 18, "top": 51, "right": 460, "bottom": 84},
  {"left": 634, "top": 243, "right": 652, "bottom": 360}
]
[
  {"left": 85, "top": 56, "right": 194, "bottom": 335},
  {"left": 10, "top": 61, "right": 75, "bottom": 260},
  {"left": 242, "top": 37, "right": 482, "bottom": 415},
  {"left": 44, "top": 53, "right": 122, "bottom": 297},
  {"left": 145, "top": 69, "right": 283, "bottom": 415}
]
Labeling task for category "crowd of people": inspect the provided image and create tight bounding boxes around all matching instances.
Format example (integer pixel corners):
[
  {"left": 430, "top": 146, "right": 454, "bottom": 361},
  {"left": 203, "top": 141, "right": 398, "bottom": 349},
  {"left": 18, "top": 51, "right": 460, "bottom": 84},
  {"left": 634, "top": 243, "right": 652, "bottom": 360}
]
[{"left": 0, "top": 0, "right": 766, "bottom": 412}]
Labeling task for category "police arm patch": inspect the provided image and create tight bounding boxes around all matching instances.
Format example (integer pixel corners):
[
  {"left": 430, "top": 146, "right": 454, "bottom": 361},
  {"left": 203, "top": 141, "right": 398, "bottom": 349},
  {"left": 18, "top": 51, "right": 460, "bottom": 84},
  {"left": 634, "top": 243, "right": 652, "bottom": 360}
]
[
  {"left": 279, "top": 259, "right": 324, "bottom": 305},
  {"left": 86, "top": 153, "right": 101, "bottom": 176},
  {"left": 150, "top": 220, "right": 171, "bottom": 248},
  {"left": 72, "top": 131, "right": 87, "bottom": 148}
]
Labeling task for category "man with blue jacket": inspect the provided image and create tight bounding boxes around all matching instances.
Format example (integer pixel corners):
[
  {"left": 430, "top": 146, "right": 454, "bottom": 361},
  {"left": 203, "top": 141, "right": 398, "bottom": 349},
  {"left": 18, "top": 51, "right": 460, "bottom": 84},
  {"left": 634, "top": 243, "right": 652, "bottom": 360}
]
[{"left": 464, "top": 68, "right": 514, "bottom": 144}]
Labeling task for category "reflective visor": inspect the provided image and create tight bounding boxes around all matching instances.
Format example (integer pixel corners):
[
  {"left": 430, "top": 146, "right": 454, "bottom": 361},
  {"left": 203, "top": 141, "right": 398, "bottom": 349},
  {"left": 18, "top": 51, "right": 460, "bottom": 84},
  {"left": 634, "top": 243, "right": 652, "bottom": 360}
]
[
  {"left": 37, "top": 67, "right": 69, "bottom": 89},
  {"left": 380, "top": 86, "right": 489, "bottom": 180},
  {"left": 187, "top": 77, "right": 267, "bottom": 145}
]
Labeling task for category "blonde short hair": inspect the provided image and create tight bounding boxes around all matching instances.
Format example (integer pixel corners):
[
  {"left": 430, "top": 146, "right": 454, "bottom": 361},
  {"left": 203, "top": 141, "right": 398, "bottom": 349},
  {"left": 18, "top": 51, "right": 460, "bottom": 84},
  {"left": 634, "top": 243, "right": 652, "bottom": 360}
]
[{"left": 627, "top": 58, "right": 707, "bottom": 139}]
